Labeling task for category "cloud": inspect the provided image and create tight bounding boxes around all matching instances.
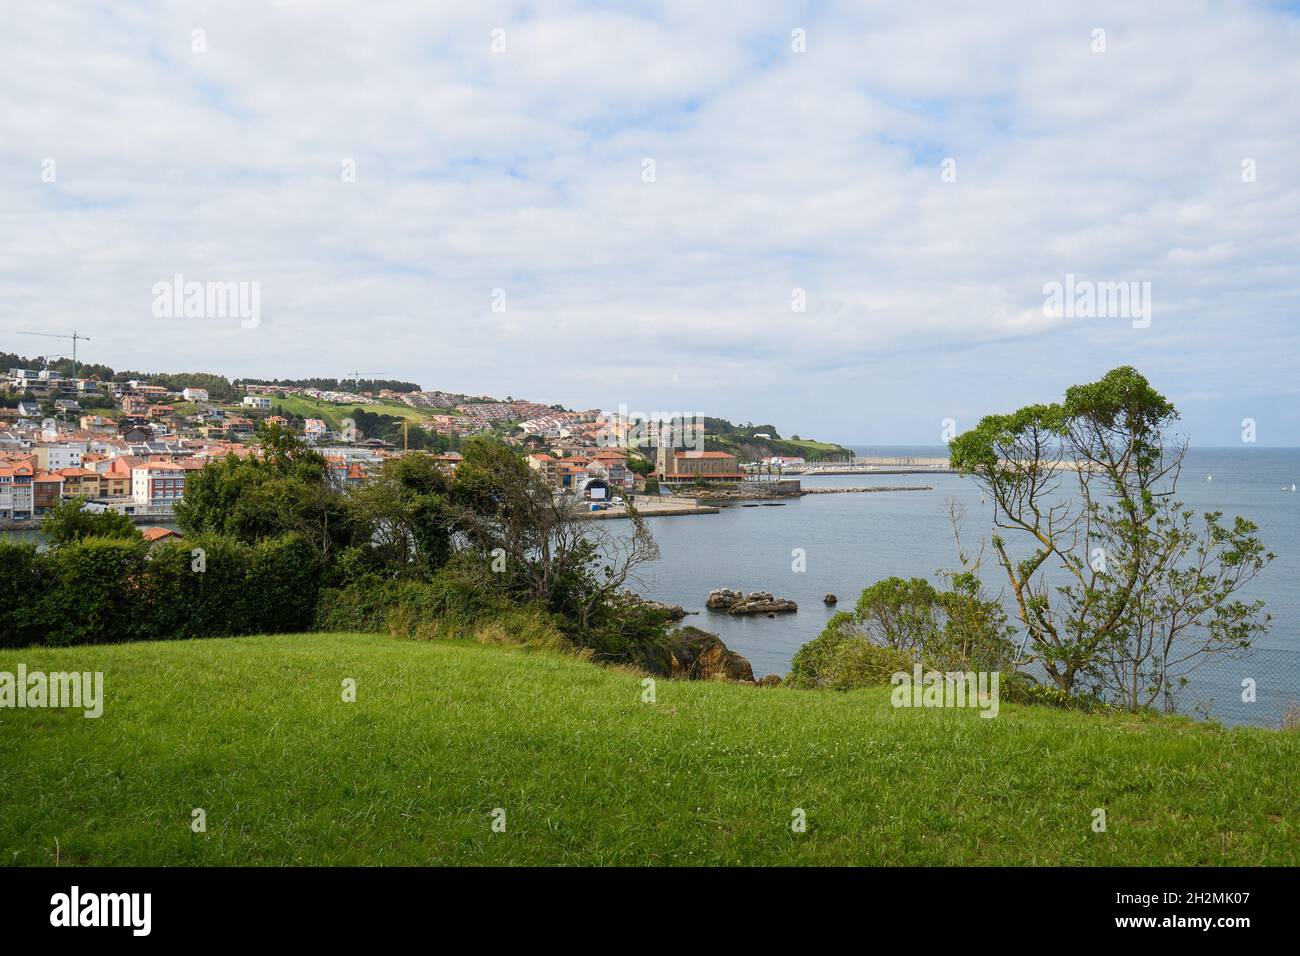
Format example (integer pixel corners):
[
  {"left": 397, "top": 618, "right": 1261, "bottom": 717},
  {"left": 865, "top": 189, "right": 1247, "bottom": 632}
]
[{"left": 1, "top": 1, "right": 1298, "bottom": 443}]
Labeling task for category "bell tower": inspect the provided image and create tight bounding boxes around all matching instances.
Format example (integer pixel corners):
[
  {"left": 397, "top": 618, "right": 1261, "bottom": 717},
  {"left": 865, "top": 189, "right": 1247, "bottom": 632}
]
[{"left": 656, "top": 441, "right": 673, "bottom": 479}]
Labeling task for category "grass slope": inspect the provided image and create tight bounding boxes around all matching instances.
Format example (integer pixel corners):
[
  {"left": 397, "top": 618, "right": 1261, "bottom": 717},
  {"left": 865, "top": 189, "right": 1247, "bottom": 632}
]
[
  {"left": 2, "top": 633, "right": 1296, "bottom": 866},
  {"left": 270, "top": 395, "right": 441, "bottom": 428}
]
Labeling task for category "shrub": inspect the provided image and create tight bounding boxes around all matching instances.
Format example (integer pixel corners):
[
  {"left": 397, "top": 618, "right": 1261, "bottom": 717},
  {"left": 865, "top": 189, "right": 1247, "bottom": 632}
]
[
  {"left": 788, "top": 613, "right": 915, "bottom": 690},
  {"left": 0, "top": 539, "right": 43, "bottom": 648},
  {"left": 818, "top": 640, "right": 917, "bottom": 691},
  {"left": 317, "top": 554, "right": 554, "bottom": 645},
  {"left": 142, "top": 534, "right": 256, "bottom": 639},
  {"left": 35, "top": 537, "right": 148, "bottom": 646},
  {"left": 42, "top": 498, "right": 142, "bottom": 547},
  {"left": 999, "top": 672, "right": 1100, "bottom": 711},
  {"left": 247, "top": 534, "right": 320, "bottom": 633},
  {"left": 1281, "top": 702, "right": 1300, "bottom": 731},
  {"left": 316, "top": 575, "right": 401, "bottom": 633},
  {"left": 138, "top": 533, "right": 319, "bottom": 640}
]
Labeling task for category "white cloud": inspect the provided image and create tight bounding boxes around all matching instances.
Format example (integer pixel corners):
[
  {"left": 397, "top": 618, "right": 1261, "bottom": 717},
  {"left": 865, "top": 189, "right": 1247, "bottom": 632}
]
[{"left": 1, "top": 0, "right": 1298, "bottom": 443}]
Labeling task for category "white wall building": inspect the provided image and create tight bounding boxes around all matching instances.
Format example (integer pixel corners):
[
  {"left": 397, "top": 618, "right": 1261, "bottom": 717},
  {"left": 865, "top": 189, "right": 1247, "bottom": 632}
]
[{"left": 131, "top": 462, "right": 186, "bottom": 510}]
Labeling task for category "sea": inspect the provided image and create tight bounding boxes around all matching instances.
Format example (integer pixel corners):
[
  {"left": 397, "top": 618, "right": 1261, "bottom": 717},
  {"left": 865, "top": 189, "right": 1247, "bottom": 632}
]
[{"left": 632, "top": 446, "right": 1300, "bottom": 728}]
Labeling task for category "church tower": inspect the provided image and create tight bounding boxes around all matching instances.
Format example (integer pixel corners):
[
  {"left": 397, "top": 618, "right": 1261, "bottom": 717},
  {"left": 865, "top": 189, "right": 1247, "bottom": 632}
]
[{"left": 656, "top": 441, "right": 673, "bottom": 479}]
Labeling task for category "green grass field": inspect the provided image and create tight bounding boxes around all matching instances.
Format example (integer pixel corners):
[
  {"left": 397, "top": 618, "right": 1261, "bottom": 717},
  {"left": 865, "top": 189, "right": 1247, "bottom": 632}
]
[
  {"left": 270, "top": 395, "right": 445, "bottom": 428},
  {"left": 2, "top": 633, "right": 1296, "bottom": 866}
]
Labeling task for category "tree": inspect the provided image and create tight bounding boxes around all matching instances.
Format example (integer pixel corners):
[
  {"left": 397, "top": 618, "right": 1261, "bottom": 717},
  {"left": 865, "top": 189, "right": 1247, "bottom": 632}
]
[
  {"left": 950, "top": 366, "right": 1272, "bottom": 701},
  {"left": 347, "top": 453, "right": 455, "bottom": 577},
  {"left": 446, "top": 437, "right": 662, "bottom": 653},
  {"left": 176, "top": 427, "right": 354, "bottom": 562},
  {"left": 1094, "top": 509, "right": 1270, "bottom": 711},
  {"left": 42, "top": 499, "right": 142, "bottom": 547}
]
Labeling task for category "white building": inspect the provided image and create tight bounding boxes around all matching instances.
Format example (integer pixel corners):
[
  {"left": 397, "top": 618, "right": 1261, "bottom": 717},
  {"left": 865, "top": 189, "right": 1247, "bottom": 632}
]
[
  {"left": 183, "top": 387, "right": 210, "bottom": 402},
  {"left": 131, "top": 462, "right": 186, "bottom": 511},
  {"left": 242, "top": 395, "right": 272, "bottom": 410},
  {"left": 37, "top": 443, "right": 85, "bottom": 470}
]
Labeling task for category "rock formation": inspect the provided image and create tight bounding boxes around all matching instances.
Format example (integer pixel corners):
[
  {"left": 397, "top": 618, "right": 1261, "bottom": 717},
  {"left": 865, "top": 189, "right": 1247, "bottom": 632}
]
[
  {"left": 667, "top": 627, "right": 755, "bottom": 682},
  {"left": 706, "top": 588, "right": 797, "bottom": 614}
]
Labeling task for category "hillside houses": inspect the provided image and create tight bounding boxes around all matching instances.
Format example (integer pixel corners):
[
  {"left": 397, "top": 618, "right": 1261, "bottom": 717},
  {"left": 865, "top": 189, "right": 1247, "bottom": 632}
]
[
  {"left": 0, "top": 363, "right": 737, "bottom": 528},
  {"left": 528, "top": 448, "right": 634, "bottom": 492}
]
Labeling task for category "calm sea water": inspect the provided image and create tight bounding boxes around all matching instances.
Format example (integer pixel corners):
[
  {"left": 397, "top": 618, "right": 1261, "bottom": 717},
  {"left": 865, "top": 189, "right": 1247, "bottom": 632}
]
[{"left": 634, "top": 447, "right": 1300, "bottom": 727}]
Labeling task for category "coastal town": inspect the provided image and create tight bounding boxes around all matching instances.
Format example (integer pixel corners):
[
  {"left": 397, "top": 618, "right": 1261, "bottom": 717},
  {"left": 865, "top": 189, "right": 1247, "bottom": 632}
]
[{"left": 0, "top": 359, "right": 890, "bottom": 527}]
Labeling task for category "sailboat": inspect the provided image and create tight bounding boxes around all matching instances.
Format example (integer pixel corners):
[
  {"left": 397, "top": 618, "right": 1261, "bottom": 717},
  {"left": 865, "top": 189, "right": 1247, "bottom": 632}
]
[{"left": 1207, "top": 474, "right": 1213, "bottom": 481}]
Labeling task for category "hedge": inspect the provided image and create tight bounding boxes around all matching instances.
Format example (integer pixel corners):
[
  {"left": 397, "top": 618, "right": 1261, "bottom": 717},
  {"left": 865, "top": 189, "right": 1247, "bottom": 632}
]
[{"left": 0, "top": 533, "right": 320, "bottom": 648}]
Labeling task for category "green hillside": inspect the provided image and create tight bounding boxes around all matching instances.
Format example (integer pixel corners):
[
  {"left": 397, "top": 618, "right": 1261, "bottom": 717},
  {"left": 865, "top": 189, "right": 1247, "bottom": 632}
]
[
  {"left": 269, "top": 394, "right": 445, "bottom": 428},
  {"left": 2, "top": 633, "right": 1296, "bottom": 866}
]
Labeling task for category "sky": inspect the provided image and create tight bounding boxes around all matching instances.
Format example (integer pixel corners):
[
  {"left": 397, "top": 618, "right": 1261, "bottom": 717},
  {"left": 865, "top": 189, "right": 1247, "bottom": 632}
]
[{"left": 2, "top": 1, "right": 1299, "bottom": 446}]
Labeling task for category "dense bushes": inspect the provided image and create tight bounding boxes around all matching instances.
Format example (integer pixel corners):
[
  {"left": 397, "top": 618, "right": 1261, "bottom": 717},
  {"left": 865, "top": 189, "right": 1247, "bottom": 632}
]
[
  {"left": 788, "top": 575, "right": 1017, "bottom": 691},
  {"left": 142, "top": 534, "right": 321, "bottom": 640},
  {"left": 788, "top": 613, "right": 915, "bottom": 690},
  {"left": 0, "top": 540, "right": 44, "bottom": 648},
  {"left": 37, "top": 537, "right": 147, "bottom": 646},
  {"left": 316, "top": 566, "right": 568, "bottom": 651},
  {"left": 6, "top": 434, "right": 672, "bottom": 659},
  {"left": 0, "top": 533, "right": 320, "bottom": 648}
]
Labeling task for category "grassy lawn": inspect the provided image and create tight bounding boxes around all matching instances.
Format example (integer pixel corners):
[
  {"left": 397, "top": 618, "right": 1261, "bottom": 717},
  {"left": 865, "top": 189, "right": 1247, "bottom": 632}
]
[
  {"left": 271, "top": 394, "right": 441, "bottom": 428},
  {"left": 714, "top": 435, "right": 854, "bottom": 461},
  {"left": 2, "top": 633, "right": 1296, "bottom": 866}
]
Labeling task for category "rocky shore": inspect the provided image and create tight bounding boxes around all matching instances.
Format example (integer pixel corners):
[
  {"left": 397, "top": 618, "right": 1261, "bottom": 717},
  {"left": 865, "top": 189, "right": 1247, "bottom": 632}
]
[
  {"left": 627, "top": 625, "right": 772, "bottom": 684},
  {"left": 619, "top": 590, "right": 692, "bottom": 621}
]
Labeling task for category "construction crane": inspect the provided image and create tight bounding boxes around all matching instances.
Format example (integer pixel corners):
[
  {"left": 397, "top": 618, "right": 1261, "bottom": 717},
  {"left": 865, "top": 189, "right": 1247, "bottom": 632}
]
[
  {"left": 343, "top": 370, "right": 384, "bottom": 390},
  {"left": 18, "top": 331, "right": 91, "bottom": 379}
]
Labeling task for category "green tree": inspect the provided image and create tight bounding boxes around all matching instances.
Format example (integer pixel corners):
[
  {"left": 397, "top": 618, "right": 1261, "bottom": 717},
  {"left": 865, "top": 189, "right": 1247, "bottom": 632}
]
[
  {"left": 950, "top": 366, "right": 1272, "bottom": 700},
  {"left": 347, "top": 453, "right": 455, "bottom": 578},
  {"left": 42, "top": 499, "right": 142, "bottom": 547},
  {"left": 176, "top": 427, "right": 354, "bottom": 561}
]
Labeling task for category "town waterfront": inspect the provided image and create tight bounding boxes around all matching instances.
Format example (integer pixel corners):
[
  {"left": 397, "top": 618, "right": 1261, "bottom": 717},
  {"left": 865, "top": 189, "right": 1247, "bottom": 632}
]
[{"left": 635, "top": 446, "right": 1300, "bottom": 727}]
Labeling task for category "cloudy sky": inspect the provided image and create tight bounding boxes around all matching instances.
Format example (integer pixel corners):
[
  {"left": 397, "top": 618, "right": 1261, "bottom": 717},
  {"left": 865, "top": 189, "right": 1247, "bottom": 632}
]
[{"left": 2, "top": 1, "right": 1299, "bottom": 445}]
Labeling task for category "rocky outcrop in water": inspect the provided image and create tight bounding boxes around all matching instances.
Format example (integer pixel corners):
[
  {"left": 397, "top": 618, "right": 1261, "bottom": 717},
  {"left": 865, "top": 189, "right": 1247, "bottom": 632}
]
[
  {"left": 707, "top": 588, "right": 798, "bottom": 615},
  {"left": 707, "top": 587, "right": 744, "bottom": 609}
]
